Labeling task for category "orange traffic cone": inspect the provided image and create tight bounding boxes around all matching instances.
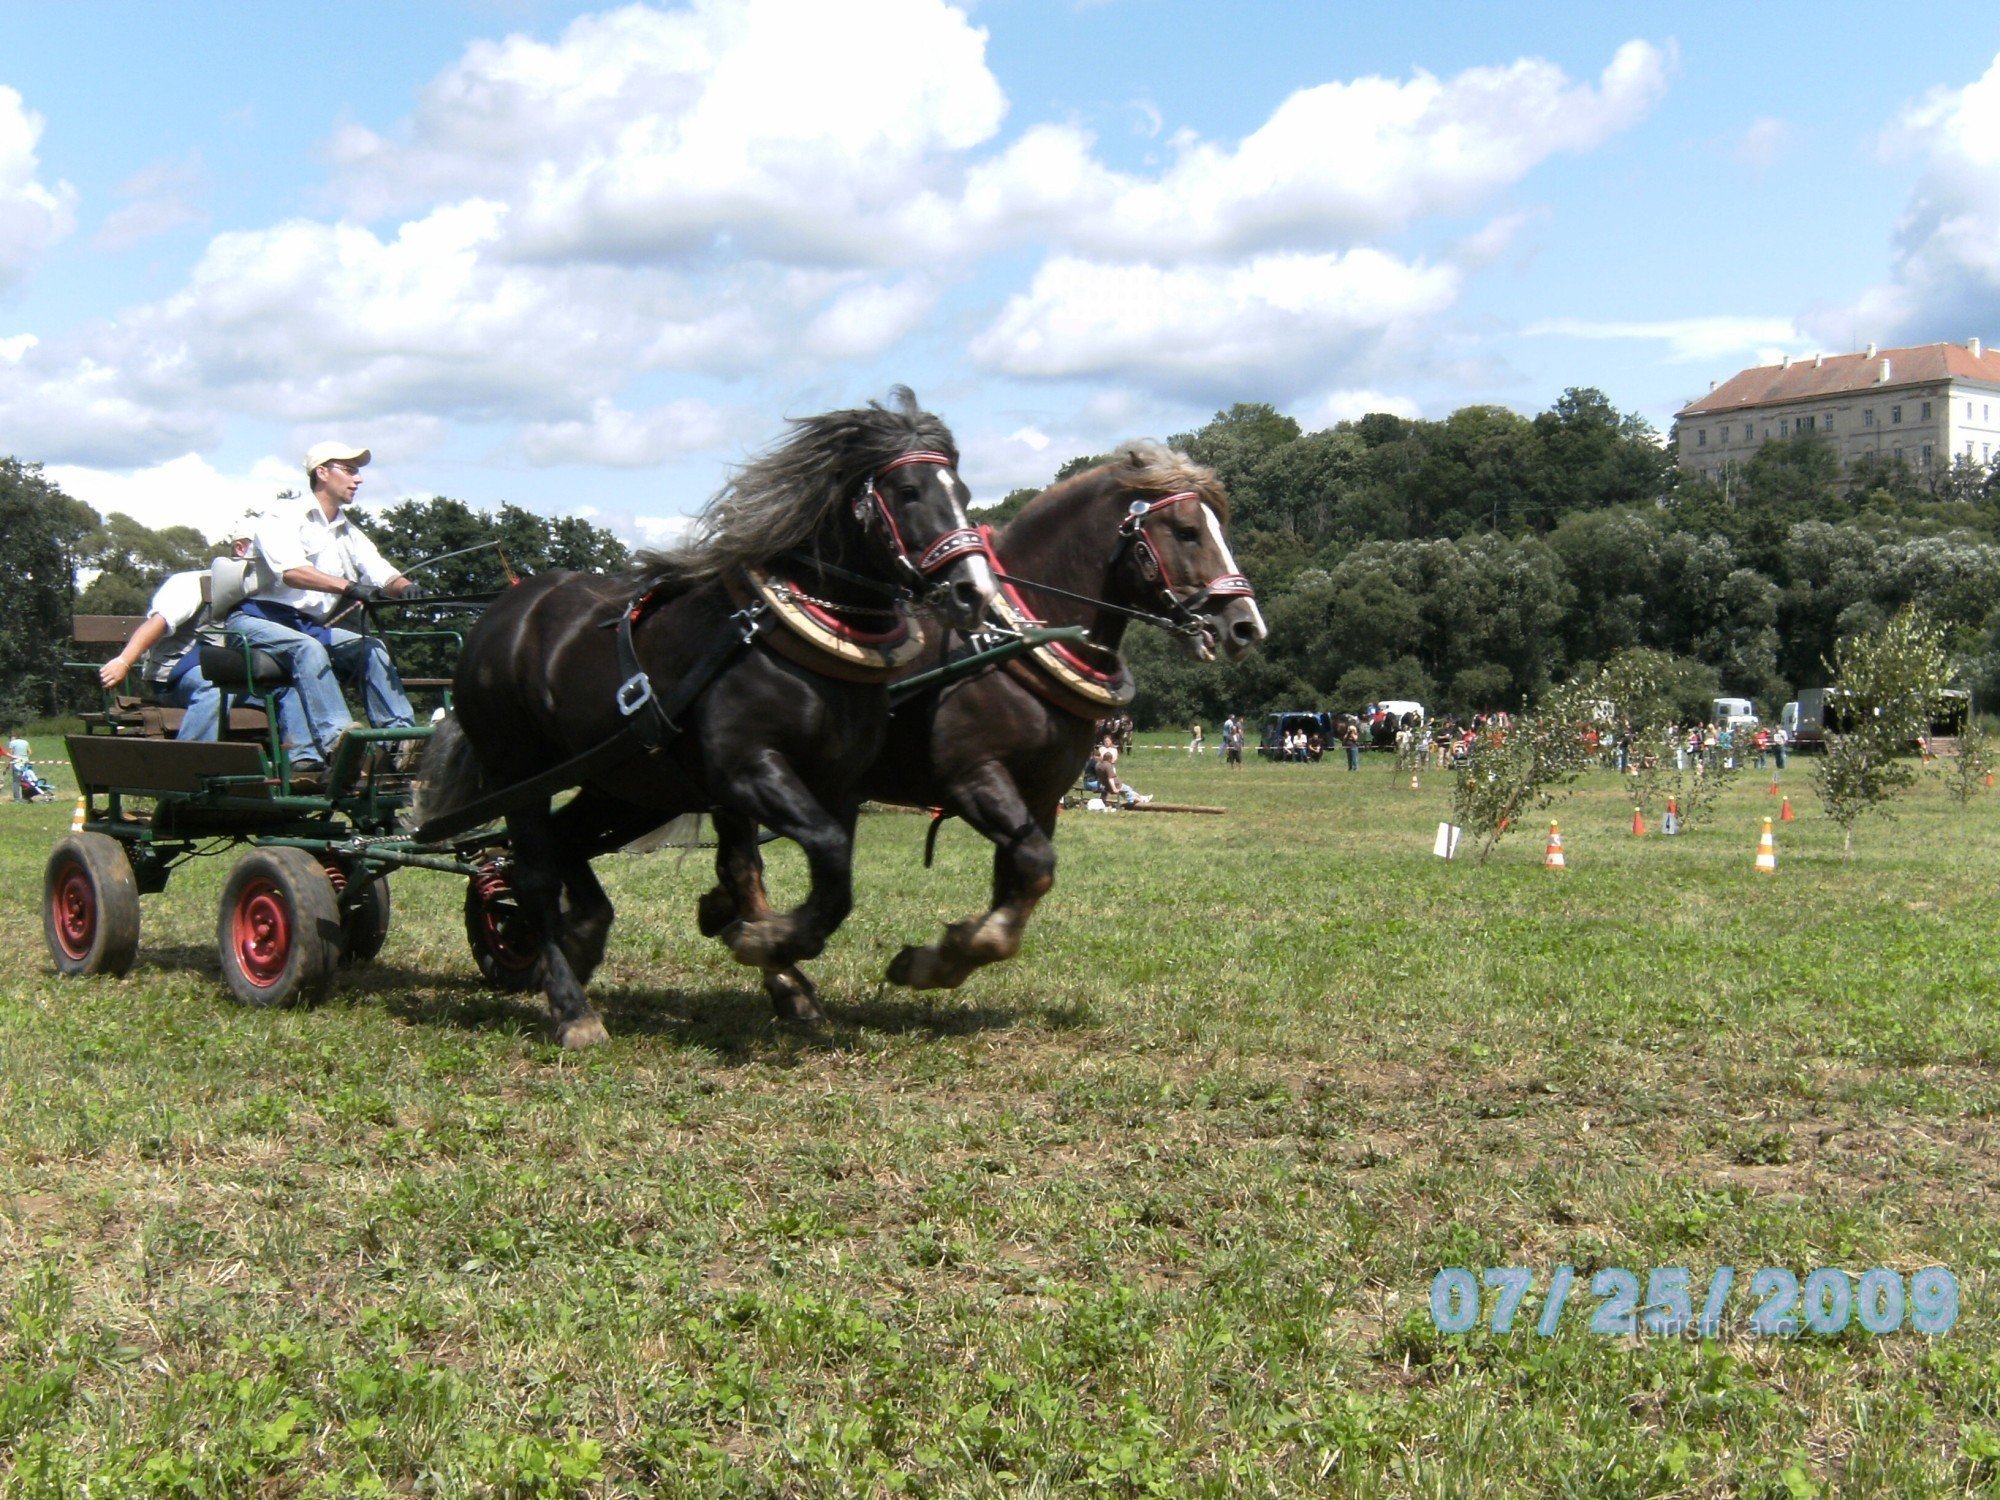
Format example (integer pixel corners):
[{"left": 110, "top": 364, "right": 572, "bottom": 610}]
[
  {"left": 1754, "top": 817, "right": 1776, "bottom": 874},
  {"left": 1987, "top": 772, "right": 1994, "bottom": 788},
  {"left": 1632, "top": 806, "right": 1647, "bottom": 837},
  {"left": 69, "top": 795, "right": 86, "bottom": 833},
  {"left": 1544, "top": 820, "right": 1567, "bottom": 870},
  {"left": 1768, "top": 773, "right": 1780, "bottom": 795},
  {"left": 1780, "top": 796, "right": 1794, "bottom": 823}
]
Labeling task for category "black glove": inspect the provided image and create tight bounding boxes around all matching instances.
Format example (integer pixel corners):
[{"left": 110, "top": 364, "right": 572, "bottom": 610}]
[
  {"left": 395, "top": 582, "right": 426, "bottom": 602},
  {"left": 340, "top": 581, "right": 384, "bottom": 607}
]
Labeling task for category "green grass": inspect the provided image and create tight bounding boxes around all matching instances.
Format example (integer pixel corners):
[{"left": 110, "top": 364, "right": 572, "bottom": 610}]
[{"left": 2, "top": 749, "right": 1997, "bottom": 1496}]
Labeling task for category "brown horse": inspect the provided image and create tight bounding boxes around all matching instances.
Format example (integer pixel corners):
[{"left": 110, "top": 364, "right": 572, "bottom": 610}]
[
  {"left": 701, "top": 440, "right": 1265, "bottom": 1014},
  {"left": 419, "top": 390, "right": 997, "bottom": 1046}
]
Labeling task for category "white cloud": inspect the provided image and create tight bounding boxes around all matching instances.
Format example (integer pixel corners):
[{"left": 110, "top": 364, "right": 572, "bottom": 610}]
[
  {"left": 1834, "top": 51, "right": 2000, "bottom": 344},
  {"left": 44, "top": 453, "right": 300, "bottom": 536},
  {"left": 1524, "top": 315, "right": 1804, "bottom": 363},
  {"left": 521, "top": 395, "right": 735, "bottom": 466},
  {"left": 801, "top": 277, "right": 941, "bottom": 360},
  {"left": 94, "top": 152, "right": 206, "bottom": 251},
  {"left": 960, "top": 40, "right": 1670, "bottom": 262},
  {"left": 330, "top": 0, "right": 1006, "bottom": 267},
  {"left": 1299, "top": 389, "right": 1422, "bottom": 427},
  {"left": 0, "top": 86, "right": 78, "bottom": 289},
  {"left": 971, "top": 250, "right": 1458, "bottom": 400},
  {"left": 1733, "top": 116, "right": 1790, "bottom": 174},
  {"left": 0, "top": 333, "right": 35, "bottom": 361}
]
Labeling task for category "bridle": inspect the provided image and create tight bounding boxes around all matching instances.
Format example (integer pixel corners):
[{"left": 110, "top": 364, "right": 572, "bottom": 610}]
[
  {"left": 851, "top": 450, "right": 986, "bottom": 599},
  {"left": 979, "top": 489, "right": 1256, "bottom": 644},
  {"left": 1109, "top": 491, "right": 1255, "bottom": 634}
]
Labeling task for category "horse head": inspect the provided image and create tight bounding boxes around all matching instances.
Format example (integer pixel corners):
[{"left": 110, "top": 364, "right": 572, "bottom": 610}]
[
  {"left": 849, "top": 445, "right": 996, "bottom": 633},
  {"left": 1103, "top": 447, "right": 1267, "bottom": 662}
]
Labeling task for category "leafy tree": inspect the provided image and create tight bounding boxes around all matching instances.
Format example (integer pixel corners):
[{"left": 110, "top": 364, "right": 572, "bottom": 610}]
[
  {"left": 1812, "top": 607, "right": 1954, "bottom": 853},
  {"left": 0, "top": 459, "right": 96, "bottom": 722},
  {"left": 1942, "top": 722, "right": 1993, "bottom": 807}
]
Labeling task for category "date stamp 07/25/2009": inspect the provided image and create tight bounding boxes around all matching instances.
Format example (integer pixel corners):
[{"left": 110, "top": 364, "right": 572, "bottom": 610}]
[{"left": 1429, "top": 1265, "right": 1960, "bottom": 1339}]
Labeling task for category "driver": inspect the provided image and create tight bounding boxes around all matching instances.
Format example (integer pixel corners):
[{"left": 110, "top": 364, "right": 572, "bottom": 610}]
[{"left": 226, "top": 441, "right": 421, "bottom": 781}]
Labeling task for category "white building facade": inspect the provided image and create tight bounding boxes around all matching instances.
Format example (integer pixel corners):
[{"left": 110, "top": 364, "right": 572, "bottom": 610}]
[{"left": 1674, "top": 340, "right": 2000, "bottom": 484}]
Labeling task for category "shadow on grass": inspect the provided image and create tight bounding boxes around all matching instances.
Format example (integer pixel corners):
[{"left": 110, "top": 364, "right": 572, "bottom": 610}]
[{"left": 346, "top": 960, "right": 1028, "bottom": 1060}]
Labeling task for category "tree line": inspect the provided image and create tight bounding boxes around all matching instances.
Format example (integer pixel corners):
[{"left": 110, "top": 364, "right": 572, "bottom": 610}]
[
  {"left": 1104, "top": 393, "right": 2000, "bottom": 730},
  {"left": 6, "top": 387, "right": 1999, "bottom": 727}
]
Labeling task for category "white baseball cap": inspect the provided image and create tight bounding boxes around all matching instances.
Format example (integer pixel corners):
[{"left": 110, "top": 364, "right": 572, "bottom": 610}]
[
  {"left": 229, "top": 509, "right": 262, "bottom": 542},
  {"left": 304, "top": 441, "right": 370, "bottom": 475}
]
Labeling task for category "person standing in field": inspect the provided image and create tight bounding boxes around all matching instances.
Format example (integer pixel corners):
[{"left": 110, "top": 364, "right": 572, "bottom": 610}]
[
  {"left": 7, "top": 730, "right": 30, "bottom": 801},
  {"left": 1188, "top": 719, "right": 1204, "bottom": 756}
]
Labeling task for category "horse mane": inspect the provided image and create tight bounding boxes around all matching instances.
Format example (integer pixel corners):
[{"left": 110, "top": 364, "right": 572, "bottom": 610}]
[
  {"left": 1011, "top": 440, "right": 1229, "bottom": 533},
  {"left": 628, "top": 387, "right": 957, "bottom": 587}
]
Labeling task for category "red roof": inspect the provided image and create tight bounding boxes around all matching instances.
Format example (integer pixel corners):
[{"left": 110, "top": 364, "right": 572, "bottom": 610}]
[{"left": 1678, "top": 342, "right": 2000, "bottom": 417}]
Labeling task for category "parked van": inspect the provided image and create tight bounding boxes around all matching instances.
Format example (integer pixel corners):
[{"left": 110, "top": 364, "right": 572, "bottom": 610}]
[{"left": 1712, "top": 697, "right": 1757, "bottom": 732}]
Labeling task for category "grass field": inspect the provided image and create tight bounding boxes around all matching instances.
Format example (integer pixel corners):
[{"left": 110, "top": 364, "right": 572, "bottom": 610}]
[{"left": 2, "top": 741, "right": 1997, "bottom": 1497}]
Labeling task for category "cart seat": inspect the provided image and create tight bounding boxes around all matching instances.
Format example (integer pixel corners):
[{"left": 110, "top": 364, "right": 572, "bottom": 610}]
[{"left": 198, "top": 641, "right": 290, "bottom": 690}]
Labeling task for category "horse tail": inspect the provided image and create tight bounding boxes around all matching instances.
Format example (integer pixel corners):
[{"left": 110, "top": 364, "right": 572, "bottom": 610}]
[{"left": 413, "top": 714, "right": 488, "bottom": 830}]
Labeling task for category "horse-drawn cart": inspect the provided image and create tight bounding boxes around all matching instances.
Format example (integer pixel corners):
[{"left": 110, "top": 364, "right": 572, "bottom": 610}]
[{"left": 44, "top": 607, "right": 542, "bottom": 1006}]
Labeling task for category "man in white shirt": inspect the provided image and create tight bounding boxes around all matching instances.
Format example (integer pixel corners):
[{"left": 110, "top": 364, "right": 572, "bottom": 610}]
[
  {"left": 97, "top": 515, "right": 314, "bottom": 748},
  {"left": 226, "top": 441, "right": 420, "bottom": 776}
]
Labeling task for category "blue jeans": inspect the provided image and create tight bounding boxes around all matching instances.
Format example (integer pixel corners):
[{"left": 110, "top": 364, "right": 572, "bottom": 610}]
[
  {"left": 159, "top": 660, "right": 313, "bottom": 753},
  {"left": 222, "top": 613, "right": 413, "bottom": 764}
]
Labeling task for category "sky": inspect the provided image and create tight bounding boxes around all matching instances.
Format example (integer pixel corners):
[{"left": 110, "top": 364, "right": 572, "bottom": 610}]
[{"left": 3, "top": 0, "right": 2000, "bottom": 547}]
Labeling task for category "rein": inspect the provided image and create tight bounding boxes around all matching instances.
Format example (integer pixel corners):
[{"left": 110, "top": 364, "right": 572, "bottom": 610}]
[{"left": 853, "top": 450, "right": 985, "bottom": 594}]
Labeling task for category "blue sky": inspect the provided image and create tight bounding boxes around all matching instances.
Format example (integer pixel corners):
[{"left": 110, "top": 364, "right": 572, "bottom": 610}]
[{"left": 3, "top": 1, "right": 1998, "bottom": 544}]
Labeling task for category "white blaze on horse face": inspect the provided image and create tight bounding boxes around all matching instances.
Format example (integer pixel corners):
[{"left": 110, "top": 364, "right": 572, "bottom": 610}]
[
  {"left": 943, "top": 469, "right": 999, "bottom": 604},
  {"left": 1200, "top": 502, "right": 1267, "bottom": 641}
]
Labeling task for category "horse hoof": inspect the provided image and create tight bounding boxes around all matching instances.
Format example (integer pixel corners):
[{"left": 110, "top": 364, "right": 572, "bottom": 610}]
[
  {"left": 728, "top": 922, "right": 780, "bottom": 969},
  {"left": 765, "top": 970, "right": 824, "bottom": 1025},
  {"left": 559, "top": 1015, "right": 609, "bottom": 1050},
  {"left": 888, "top": 945, "right": 966, "bottom": 990}
]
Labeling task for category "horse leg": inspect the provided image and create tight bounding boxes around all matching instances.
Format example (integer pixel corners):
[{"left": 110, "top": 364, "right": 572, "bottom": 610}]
[
  {"left": 507, "top": 805, "right": 609, "bottom": 1049},
  {"left": 888, "top": 765, "right": 1055, "bottom": 990},
  {"left": 711, "top": 763, "right": 858, "bottom": 977},
  {"left": 698, "top": 808, "right": 822, "bottom": 1024},
  {"left": 697, "top": 808, "right": 769, "bottom": 937},
  {"left": 548, "top": 792, "right": 623, "bottom": 983}
]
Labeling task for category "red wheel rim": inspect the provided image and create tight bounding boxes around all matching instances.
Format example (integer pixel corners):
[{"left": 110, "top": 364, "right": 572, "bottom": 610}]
[
  {"left": 231, "top": 877, "right": 292, "bottom": 988},
  {"left": 473, "top": 869, "right": 539, "bottom": 974},
  {"left": 53, "top": 861, "right": 96, "bottom": 960}
]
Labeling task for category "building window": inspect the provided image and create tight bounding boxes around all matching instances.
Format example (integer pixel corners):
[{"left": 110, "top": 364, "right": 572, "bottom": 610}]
[
  {"left": 1864, "top": 409, "right": 1875, "bottom": 427},
  {"left": 1892, "top": 405, "right": 1903, "bottom": 424},
  {"left": 1744, "top": 424, "right": 1752, "bottom": 441},
  {"left": 1893, "top": 446, "right": 1902, "bottom": 461},
  {"left": 1923, "top": 444, "right": 1933, "bottom": 467},
  {"left": 1922, "top": 400, "right": 1932, "bottom": 421},
  {"left": 1824, "top": 412, "right": 1835, "bottom": 431},
  {"left": 1780, "top": 418, "right": 1789, "bottom": 437},
  {"left": 1697, "top": 428, "right": 1707, "bottom": 447}
]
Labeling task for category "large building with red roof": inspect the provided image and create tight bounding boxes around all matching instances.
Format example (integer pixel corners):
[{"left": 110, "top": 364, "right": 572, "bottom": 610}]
[{"left": 1673, "top": 340, "right": 2000, "bottom": 484}]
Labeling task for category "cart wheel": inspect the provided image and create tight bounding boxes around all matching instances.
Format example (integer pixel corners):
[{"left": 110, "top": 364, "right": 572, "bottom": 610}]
[
  {"left": 44, "top": 833, "right": 142, "bottom": 976},
  {"left": 217, "top": 847, "right": 343, "bottom": 1008},
  {"left": 341, "top": 875, "right": 392, "bottom": 966},
  {"left": 464, "top": 860, "right": 544, "bottom": 991}
]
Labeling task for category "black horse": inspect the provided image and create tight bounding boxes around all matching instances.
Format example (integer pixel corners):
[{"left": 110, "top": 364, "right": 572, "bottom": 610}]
[
  {"left": 418, "top": 390, "right": 996, "bottom": 1047},
  {"left": 703, "top": 440, "right": 1266, "bottom": 1006}
]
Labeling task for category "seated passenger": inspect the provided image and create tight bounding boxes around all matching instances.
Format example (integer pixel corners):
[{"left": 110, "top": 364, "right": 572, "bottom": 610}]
[
  {"left": 97, "top": 514, "right": 311, "bottom": 751},
  {"left": 228, "top": 441, "right": 422, "bottom": 778}
]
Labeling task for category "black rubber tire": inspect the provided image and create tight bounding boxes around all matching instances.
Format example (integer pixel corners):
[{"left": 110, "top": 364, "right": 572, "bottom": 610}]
[
  {"left": 464, "top": 862, "right": 544, "bottom": 992},
  {"left": 216, "top": 847, "right": 343, "bottom": 1008},
  {"left": 44, "top": 833, "right": 142, "bottom": 977},
  {"left": 341, "top": 875, "right": 392, "bottom": 966}
]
